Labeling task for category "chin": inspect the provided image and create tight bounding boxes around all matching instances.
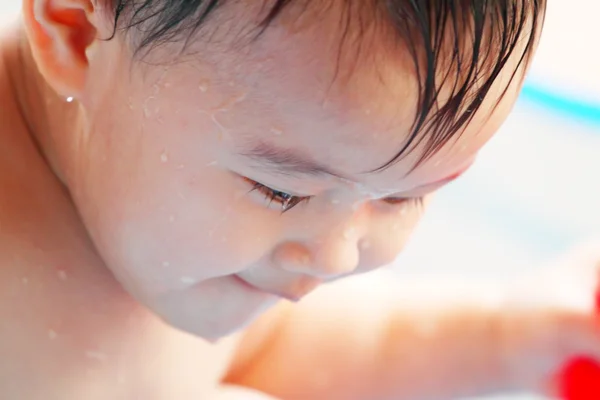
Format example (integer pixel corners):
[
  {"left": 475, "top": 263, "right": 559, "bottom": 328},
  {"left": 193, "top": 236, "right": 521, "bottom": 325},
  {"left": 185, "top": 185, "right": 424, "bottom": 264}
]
[{"left": 157, "top": 300, "right": 280, "bottom": 342}]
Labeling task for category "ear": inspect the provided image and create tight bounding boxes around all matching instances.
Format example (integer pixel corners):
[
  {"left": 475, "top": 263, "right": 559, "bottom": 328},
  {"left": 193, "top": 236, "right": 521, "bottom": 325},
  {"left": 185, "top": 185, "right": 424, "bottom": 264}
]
[{"left": 21, "top": 0, "right": 97, "bottom": 99}]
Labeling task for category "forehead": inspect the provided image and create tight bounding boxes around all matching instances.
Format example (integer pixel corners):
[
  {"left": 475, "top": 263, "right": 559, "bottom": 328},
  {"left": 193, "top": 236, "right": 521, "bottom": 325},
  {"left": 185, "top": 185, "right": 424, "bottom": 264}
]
[
  {"left": 127, "top": 0, "right": 528, "bottom": 189},
  {"left": 200, "top": 38, "right": 519, "bottom": 187}
]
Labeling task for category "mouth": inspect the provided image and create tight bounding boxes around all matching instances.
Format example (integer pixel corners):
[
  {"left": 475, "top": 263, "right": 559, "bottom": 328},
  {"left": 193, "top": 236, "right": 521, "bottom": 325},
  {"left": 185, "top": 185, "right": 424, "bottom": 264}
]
[{"left": 233, "top": 275, "right": 320, "bottom": 302}]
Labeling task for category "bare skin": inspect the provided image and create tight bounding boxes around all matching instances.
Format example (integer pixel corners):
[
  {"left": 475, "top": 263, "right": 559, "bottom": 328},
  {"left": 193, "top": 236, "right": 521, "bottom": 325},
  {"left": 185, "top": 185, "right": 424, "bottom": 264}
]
[{"left": 0, "top": 1, "right": 599, "bottom": 399}]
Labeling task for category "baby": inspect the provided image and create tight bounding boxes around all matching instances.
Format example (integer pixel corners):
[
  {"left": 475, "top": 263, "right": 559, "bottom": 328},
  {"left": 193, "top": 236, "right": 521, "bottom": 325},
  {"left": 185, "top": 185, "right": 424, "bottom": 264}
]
[{"left": 1, "top": 0, "right": 599, "bottom": 399}]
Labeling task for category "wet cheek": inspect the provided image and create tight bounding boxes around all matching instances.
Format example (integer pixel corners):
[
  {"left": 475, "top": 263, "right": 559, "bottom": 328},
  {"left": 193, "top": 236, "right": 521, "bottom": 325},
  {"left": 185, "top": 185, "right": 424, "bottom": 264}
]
[
  {"left": 143, "top": 189, "right": 280, "bottom": 278},
  {"left": 359, "top": 205, "right": 424, "bottom": 270}
]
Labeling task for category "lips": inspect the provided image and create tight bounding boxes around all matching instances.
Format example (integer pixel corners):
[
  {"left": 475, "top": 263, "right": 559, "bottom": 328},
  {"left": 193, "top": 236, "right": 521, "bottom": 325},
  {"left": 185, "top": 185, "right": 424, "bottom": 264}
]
[{"left": 233, "top": 274, "right": 320, "bottom": 302}]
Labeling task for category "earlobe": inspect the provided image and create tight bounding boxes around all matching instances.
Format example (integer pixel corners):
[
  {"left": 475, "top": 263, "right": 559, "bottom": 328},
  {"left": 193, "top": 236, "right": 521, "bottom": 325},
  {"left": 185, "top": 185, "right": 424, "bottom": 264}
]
[{"left": 21, "top": 0, "right": 97, "bottom": 98}]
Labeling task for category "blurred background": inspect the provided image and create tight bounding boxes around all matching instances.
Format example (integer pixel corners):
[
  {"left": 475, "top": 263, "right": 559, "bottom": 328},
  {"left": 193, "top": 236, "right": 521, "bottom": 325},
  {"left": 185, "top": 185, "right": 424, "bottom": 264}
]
[
  {"left": 394, "top": 2, "right": 600, "bottom": 399},
  {"left": 1, "top": 1, "right": 598, "bottom": 399}
]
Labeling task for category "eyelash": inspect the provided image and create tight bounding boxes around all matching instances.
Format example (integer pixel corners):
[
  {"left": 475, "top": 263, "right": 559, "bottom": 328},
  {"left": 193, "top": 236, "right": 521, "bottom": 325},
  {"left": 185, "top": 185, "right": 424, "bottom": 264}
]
[
  {"left": 243, "top": 178, "right": 424, "bottom": 213},
  {"left": 245, "top": 178, "right": 311, "bottom": 212}
]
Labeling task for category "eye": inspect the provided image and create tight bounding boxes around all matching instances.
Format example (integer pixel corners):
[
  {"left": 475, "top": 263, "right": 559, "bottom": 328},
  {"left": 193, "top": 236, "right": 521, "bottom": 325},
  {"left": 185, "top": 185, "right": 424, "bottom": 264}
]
[
  {"left": 382, "top": 196, "right": 424, "bottom": 207},
  {"left": 243, "top": 178, "right": 311, "bottom": 212}
]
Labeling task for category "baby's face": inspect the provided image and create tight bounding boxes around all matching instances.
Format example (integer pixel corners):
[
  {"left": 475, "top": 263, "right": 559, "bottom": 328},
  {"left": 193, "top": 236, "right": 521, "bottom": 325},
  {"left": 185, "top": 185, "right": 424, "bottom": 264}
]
[{"left": 66, "top": 6, "right": 523, "bottom": 340}]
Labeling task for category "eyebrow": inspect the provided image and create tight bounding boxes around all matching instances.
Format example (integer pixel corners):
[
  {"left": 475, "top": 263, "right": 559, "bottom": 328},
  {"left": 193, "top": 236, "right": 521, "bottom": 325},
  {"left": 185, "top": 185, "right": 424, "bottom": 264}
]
[
  {"left": 239, "top": 141, "right": 350, "bottom": 180},
  {"left": 239, "top": 141, "right": 472, "bottom": 189}
]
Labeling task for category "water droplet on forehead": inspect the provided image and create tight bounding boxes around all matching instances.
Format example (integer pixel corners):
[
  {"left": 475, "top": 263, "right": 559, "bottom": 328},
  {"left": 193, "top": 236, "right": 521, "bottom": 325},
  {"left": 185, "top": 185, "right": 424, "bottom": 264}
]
[
  {"left": 57, "top": 270, "right": 68, "bottom": 281},
  {"left": 85, "top": 351, "right": 108, "bottom": 361},
  {"left": 160, "top": 151, "right": 169, "bottom": 163},
  {"left": 199, "top": 82, "right": 209, "bottom": 93},
  {"left": 270, "top": 127, "right": 283, "bottom": 136},
  {"left": 180, "top": 276, "right": 196, "bottom": 284}
]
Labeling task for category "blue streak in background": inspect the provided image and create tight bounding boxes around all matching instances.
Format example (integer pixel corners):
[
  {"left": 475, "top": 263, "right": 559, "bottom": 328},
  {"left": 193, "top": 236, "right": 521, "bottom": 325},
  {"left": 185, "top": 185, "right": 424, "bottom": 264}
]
[{"left": 520, "top": 82, "right": 600, "bottom": 125}]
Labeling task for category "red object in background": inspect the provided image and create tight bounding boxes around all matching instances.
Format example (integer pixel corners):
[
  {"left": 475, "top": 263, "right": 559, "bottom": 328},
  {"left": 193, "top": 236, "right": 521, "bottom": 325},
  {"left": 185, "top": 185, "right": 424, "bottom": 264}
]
[
  {"left": 556, "top": 279, "right": 600, "bottom": 400},
  {"left": 557, "top": 356, "right": 600, "bottom": 400}
]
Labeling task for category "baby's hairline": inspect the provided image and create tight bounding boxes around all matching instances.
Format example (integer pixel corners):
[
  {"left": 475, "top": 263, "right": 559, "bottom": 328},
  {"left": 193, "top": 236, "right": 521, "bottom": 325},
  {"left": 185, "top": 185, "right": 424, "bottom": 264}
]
[{"left": 100, "top": 0, "right": 546, "bottom": 169}]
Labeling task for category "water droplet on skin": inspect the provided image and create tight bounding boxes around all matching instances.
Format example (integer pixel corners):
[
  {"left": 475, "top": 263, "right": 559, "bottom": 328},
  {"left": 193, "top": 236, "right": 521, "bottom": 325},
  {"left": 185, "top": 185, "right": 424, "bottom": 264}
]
[
  {"left": 85, "top": 351, "right": 108, "bottom": 361},
  {"left": 180, "top": 276, "right": 196, "bottom": 284},
  {"left": 198, "top": 82, "right": 209, "bottom": 93},
  {"left": 127, "top": 97, "right": 134, "bottom": 110},
  {"left": 342, "top": 228, "right": 355, "bottom": 240},
  {"left": 162, "top": 261, "right": 170, "bottom": 267},
  {"left": 66, "top": 97, "right": 74, "bottom": 103},
  {"left": 270, "top": 127, "right": 283, "bottom": 136},
  {"left": 330, "top": 199, "right": 341, "bottom": 205},
  {"left": 57, "top": 270, "right": 68, "bottom": 281},
  {"left": 160, "top": 151, "right": 169, "bottom": 163},
  {"left": 143, "top": 96, "right": 157, "bottom": 118},
  {"left": 48, "top": 330, "right": 57, "bottom": 340},
  {"left": 297, "top": 253, "right": 311, "bottom": 265}
]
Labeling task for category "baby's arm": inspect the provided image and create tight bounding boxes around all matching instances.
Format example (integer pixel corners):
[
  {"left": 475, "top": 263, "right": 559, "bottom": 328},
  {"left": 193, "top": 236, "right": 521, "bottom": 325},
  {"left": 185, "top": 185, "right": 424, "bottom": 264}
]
[
  {"left": 214, "top": 386, "right": 279, "bottom": 400},
  {"left": 224, "top": 265, "right": 600, "bottom": 400}
]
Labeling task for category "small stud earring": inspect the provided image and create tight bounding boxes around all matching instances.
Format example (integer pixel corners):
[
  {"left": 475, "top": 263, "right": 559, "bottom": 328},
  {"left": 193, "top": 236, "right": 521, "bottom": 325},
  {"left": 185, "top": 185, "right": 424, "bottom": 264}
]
[{"left": 66, "top": 96, "right": 74, "bottom": 103}]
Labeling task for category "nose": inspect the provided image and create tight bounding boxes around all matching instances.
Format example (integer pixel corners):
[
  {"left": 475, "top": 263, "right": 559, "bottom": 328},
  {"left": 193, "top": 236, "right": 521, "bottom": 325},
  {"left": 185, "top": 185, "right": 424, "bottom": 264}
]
[{"left": 273, "top": 227, "right": 361, "bottom": 279}]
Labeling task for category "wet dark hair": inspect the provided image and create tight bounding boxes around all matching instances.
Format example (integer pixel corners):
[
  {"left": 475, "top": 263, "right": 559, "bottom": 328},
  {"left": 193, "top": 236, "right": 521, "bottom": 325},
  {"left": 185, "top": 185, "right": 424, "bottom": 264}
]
[{"left": 102, "top": 0, "right": 546, "bottom": 170}]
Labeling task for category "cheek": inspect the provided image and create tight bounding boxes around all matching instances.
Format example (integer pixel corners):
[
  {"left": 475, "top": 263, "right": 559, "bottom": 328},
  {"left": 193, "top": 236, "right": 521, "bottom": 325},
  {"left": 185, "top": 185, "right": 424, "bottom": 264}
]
[
  {"left": 92, "top": 163, "right": 282, "bottom": 295},
  {"left": 359, "top": 200, "right": 427, "bottom": 269},
  {"left": 77, "top": 116, "right": 282, "bottom": 297}
]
